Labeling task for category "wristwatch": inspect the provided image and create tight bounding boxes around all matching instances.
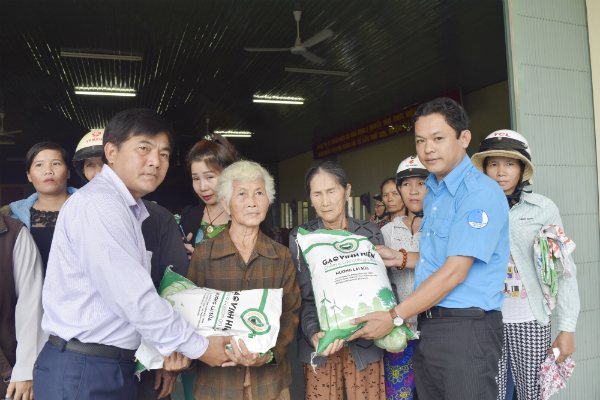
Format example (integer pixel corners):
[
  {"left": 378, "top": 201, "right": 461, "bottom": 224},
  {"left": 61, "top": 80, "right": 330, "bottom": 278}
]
[{"left": 389, "top": 308, "right": 404, "bottom": 327}]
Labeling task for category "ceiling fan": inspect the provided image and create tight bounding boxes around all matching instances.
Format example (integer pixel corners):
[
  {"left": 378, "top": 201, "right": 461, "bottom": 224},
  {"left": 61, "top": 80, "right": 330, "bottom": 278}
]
[
  {"left": 244, "top": 10, "right": 333, "bottom": 65},
  {"left": 182, "top": 115, "right": 212, "bottom": 139},
  {"left": 0, "top": 112, "right": 21, "bottom": 145}
]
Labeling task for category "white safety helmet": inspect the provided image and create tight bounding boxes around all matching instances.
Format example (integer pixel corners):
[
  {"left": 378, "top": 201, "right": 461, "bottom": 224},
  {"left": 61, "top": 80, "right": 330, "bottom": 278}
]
[
  {"left": 396, "top": 155, "right": 429, "bottom": 188},
  {"left": 73, "top": 129, "right": 104, "bottom": 182},
  {"left": 471, "top": 129, "right": 534, "bottom": 182}
]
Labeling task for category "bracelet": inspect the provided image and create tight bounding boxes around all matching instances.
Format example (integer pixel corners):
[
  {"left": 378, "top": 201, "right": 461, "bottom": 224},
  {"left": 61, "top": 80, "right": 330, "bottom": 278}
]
[
  {"left": 265, "top": 350, "right": 274, "bottom": 364},
  {"left": 397, "top": 249, "right": 407, "bottom": 270}
]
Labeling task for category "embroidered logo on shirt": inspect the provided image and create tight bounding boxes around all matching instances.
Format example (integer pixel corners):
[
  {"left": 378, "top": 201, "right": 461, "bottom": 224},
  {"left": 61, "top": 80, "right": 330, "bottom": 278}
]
[{"left": 468, "top": 209, "right": 488, "bottom": 229}]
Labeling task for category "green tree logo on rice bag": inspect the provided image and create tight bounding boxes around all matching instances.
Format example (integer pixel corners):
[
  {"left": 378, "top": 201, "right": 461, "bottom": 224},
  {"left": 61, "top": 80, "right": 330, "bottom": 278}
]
[
  {"left": 241, "top": 289, "right": 272, "bottom": 338},
  {"left": 333, "top": 238, "right": 360, "bottom": 253},
  {"left": 296, "top": 228, "right": 417, "bottom": 361}
]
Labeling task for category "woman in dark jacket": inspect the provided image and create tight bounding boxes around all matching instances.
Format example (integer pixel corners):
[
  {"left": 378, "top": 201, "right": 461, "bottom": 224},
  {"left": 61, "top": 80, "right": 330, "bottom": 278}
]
[{"left": 289, "top": 160, "right": 385, "bottom": 400}]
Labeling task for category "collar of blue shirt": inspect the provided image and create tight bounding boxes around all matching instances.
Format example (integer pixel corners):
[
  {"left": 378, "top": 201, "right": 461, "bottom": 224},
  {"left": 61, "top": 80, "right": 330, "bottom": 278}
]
[
  {"left": 425, "top": 153, "right": 473, "bottom": 196},
  {"left": 99, "top": 164, "right": 148, "bottom": 221}
]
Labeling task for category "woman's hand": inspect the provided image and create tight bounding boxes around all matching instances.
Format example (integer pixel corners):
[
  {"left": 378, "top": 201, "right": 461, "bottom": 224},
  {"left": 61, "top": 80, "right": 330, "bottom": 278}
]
[
  {"left": 375, "top": 245, "right": 403, "bottom": 268},
  {"left": 550, "top": 331, "right": 576, "bottom": 363},
  {"left": 311, "top": 332, "right": 344, "bottom": 357},
  {"left": 347, "top": 311, "right": 394, "bottom": 341},
  {"left": 370, "top": 213, "right": 377, "bottom": 223},
  {"left": 184, "top": 233, "right": 194, "bottom": 259},
  {"left": 223, "top": 339, "right": 270, "bottom": 367},
  {"left": 154, "top": 369, "right": 178, "bottom": 399},
  {"left": 163, "top": 352, "right": 191, "bottom": 372}
]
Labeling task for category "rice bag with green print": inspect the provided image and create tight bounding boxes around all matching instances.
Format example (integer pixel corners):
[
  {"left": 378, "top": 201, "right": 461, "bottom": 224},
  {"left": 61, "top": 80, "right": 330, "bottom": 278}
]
[
  {"left": 135, "top": 267, "right": 283, "bottom": 376},
  {"left": 296, "top": 228, "right": 417, "bottom": 361}
]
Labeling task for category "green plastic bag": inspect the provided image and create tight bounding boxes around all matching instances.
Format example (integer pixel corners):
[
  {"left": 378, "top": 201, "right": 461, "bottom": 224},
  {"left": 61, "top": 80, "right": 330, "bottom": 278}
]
[{"left": 374, "top": 324, "right": 418, "bottom": 353}]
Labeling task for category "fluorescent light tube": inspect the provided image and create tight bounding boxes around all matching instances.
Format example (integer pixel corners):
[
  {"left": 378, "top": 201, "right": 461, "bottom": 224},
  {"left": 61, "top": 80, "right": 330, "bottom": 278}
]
[
  {"left": 220, "top": 134, "right": 252, "bottom": 137},
  {"left": 285, "top": 67, "right": 349, "bottom": 76},
  {"left": 214, "top": 131, "right": 253, "bottom": 138},
  {"left": 61, "top": 52, "right": 142, "bottom": 61},
  {"left": 75, "top": 87, "right": 136, "bottom": 97},
  {"left": 75, "top": 91, "right": 136, "bottom": 97},
  {"left": 253, "top": 99, "right": 303, "bottom": 104},
  {"left": 253, "top": 95, "right": 305, "bottom": 105}
]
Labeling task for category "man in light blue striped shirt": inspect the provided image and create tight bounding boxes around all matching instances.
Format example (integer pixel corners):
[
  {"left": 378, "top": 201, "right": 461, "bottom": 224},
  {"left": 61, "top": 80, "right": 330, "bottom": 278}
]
[{"left": 34, "top": 109, "right": 230, "bottom": 400}]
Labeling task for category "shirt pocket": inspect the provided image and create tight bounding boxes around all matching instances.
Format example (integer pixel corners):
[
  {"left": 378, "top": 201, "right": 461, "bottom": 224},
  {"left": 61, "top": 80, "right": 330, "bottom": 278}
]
[{"left": 431, "top": 217, "right": 451, "bottom": 261}]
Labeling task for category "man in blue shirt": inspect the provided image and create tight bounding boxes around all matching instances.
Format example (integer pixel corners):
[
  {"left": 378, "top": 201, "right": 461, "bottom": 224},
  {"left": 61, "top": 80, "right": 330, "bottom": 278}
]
[{"left": 350, "top": 98, "right": 509, "bottom": 399}]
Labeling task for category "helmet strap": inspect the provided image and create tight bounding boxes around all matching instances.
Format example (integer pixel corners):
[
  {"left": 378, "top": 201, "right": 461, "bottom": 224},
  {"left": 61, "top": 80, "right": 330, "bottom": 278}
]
[{"left": 505, "top": 171, "right": 531, "bottom": 208}]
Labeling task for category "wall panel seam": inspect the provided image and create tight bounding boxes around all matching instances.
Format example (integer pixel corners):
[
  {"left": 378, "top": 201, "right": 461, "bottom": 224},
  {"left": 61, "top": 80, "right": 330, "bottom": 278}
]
[
  {"left": 521, "top": 63, "right": 590, "bottom": 73},
  {"left": 524, "top": 114, "right": 593, "bottom": 119},
  {"left": 516, "top": 14, "right": 587, "bottom": 27}
]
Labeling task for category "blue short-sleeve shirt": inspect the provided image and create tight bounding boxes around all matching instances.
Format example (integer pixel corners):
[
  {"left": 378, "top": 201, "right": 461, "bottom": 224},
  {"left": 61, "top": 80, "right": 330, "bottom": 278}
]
[{"left": 415, "top": 154, "right": 510, "bottom": 311}]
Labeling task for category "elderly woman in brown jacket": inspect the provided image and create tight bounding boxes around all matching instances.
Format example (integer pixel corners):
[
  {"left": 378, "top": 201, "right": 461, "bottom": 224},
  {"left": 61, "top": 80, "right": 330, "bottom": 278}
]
[{"left": 187, "top": 160, "right": 301, "bottom": 400}]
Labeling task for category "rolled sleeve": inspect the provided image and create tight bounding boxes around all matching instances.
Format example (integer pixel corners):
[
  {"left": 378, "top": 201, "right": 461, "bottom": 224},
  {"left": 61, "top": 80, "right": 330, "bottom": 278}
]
[{"left": 447, "top": 188, "right": 509, "bottom": 263}]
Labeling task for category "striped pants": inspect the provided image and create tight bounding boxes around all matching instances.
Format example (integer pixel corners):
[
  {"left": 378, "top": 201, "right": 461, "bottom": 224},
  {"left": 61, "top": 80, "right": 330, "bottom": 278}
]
[{"left": 496, "top": 320, "right": 551, "bottom": 400}]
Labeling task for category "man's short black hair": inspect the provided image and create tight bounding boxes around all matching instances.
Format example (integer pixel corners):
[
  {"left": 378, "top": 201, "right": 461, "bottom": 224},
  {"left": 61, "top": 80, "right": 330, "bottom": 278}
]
[
  {"left": 412, "top": 97, "right": 470, "bottom": 139},
  {"left": 102, "top": 108, "right": 174, "bottom": 163}
]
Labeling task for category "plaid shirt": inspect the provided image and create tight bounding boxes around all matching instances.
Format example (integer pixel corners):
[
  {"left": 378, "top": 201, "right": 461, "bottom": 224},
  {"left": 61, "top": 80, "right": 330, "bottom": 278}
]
[{"left": 187, "top": 226, "right": 301, "bottom": 400}]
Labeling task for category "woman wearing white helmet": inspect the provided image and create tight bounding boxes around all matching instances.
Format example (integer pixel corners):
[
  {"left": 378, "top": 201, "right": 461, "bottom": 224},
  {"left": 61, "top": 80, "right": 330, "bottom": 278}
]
[
  {"left": 72, "top": 129, "right": 105, "bottom": 182},
  {"left": 379, "top": 155, "right": 428, "bottom": 400},
  {"left": 472, "top": 130, "right": 580, "bottom": 400}
]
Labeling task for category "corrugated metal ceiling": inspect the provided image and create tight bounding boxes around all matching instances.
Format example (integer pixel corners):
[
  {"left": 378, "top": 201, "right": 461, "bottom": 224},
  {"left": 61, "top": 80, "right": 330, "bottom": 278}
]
[{"left": 0, "top": 0, "right": 507, "bottom": 167}]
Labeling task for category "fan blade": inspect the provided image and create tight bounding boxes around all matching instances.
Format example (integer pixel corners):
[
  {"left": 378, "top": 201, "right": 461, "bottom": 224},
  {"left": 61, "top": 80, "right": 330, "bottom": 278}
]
[
  {"left": 244, "top": 47, "right": 290, "bottom": 52},
  {"left": 302, "top": 29, "right": 333, "bottom": 48},
  {"left": 2, "top": 130, "right": 22, "bottom": 135},
  {"left": 300, "top": 51, "right": 325, "bottom": 64}
]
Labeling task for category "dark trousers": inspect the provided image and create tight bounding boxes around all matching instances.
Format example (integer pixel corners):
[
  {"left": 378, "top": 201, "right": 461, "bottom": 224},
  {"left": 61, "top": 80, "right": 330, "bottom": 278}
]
[
  {"left": 136, "top": 369, "right": 171, "bottom": 400},
  {"left": 412, "top": 310, "right": 503, "bottom": 400},
  {"left": 33, "top": 341, "right": 138, "bottom": 400}
]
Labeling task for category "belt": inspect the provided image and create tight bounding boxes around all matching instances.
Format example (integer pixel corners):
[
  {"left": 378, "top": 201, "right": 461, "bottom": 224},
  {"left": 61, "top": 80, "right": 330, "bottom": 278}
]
[
  {"left": 418, "top": 306, "right": 495, "bottom": 319},
  {"left": 49, "top": 335, "right": 137, "bottom": 361}
]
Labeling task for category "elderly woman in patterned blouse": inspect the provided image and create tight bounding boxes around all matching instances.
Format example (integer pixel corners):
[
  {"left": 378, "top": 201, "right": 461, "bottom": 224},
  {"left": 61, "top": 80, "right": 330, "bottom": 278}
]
[{"left": 187, "top": 160, "right": 301, "bottom": 400}]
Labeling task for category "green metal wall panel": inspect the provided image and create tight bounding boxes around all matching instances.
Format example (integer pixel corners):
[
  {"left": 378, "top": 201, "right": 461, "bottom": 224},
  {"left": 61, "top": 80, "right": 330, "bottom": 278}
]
[{"left": 505, "top": 0, "right": 599, "bottom": 398}]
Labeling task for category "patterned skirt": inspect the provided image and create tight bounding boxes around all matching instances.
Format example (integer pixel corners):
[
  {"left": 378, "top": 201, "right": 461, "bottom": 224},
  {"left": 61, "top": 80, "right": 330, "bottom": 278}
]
[{"left": 384, "top": 340, "right": 416, "bottom": 400}]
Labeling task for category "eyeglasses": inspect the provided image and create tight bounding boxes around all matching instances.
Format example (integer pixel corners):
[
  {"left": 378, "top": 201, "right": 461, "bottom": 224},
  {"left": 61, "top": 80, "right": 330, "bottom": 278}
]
[{"left": 375, "top": 204, "right": 385, "bottom": 209}]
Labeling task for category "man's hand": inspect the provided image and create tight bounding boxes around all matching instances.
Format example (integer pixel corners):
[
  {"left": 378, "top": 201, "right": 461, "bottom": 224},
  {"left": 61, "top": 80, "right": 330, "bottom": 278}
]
[
  {"left": 163, "top": 351, "right": 191, "bottom": 372},
  {"left": 550, "top": 331, "right": 576, "bottom": 363},
  {"left": 198, "top": 335, "right": 233, "bottom": 367},
  {"left": 347, "top": 311, "right": 394, "bottom": 341},
  {"left": 223, "top": 339, "right": 270, "bottom": 367},
  {"left": 6, "top": 380, "right": 33, "bottom": 400},
  {"left": 311, "top": 332, "right": 344, "bottom": 357},
  {"left": 154, "top": 369, "right": 178, "bottom": 399}
]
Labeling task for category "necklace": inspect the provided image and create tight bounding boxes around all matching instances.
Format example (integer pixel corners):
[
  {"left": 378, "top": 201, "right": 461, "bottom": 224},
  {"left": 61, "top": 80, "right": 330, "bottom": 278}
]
[{"left": 206, "top": 206, "right": 225, "bottom": 234}]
